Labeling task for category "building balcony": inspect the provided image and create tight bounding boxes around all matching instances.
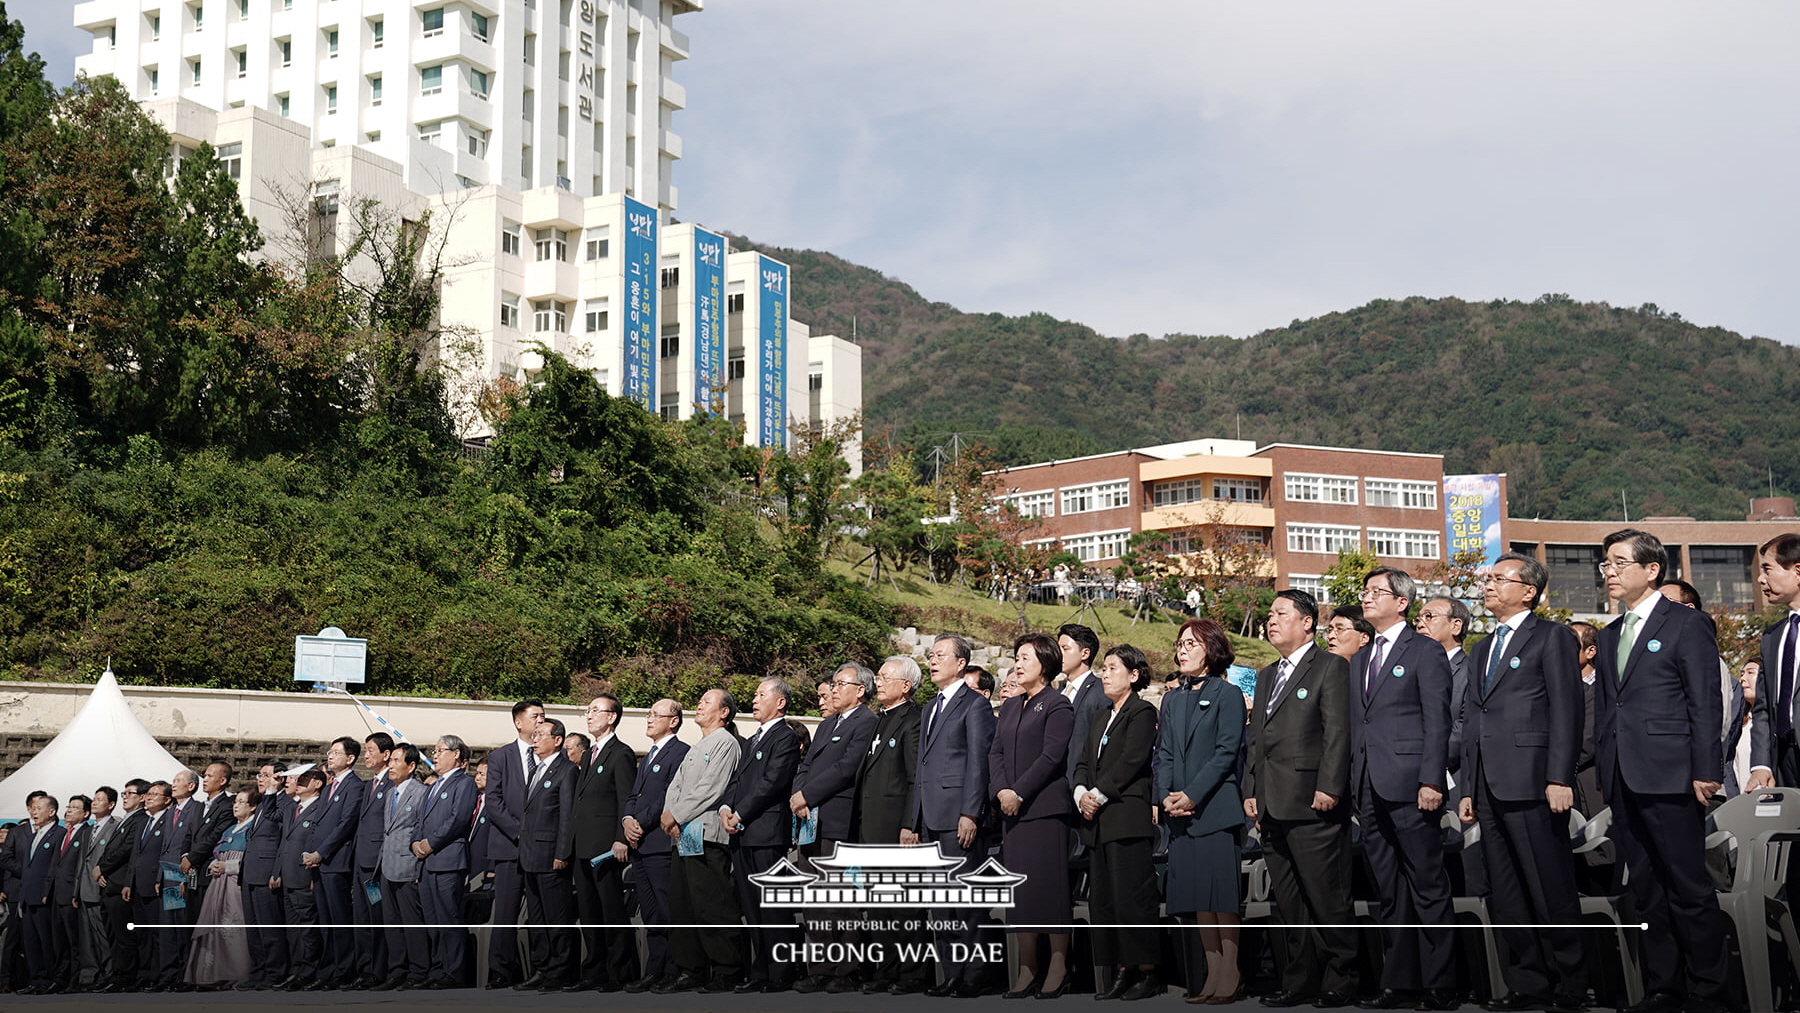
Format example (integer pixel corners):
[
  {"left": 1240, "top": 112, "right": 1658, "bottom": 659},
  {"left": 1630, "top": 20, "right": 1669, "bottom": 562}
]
[
  {"left": 660, "top": 77, "right": 685, "bottom": 108},
  {"left": 523, "top": 258, "right": 580, "bottom": 301},
  {"left": 659, "top": 129, "right": 681, "bottom": 159},
  {"left": 1140, "top": 501, "right": 1275, "bottom": 531},
  {"left": 73, "top": 1, "right": 115, "bottom": 31},
  {"left": 661, "top": 27, "right": 690, "bottom": 59}
]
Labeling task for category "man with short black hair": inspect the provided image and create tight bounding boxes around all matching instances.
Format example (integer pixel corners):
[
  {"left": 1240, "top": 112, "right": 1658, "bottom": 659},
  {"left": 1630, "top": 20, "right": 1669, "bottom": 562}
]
[
  {"left": 1596, "top": 530, "right": 1730, "bottom": 1013},
  {"left": 516, "top": 718, "right": 579, "bottom": 992},
  {"left": 485, "top": 699, "right": 545, "bottom": 988},
  {"left": 102, "top": 780, "right": 149, "bottom": 991},
  {"left": 350, "top": 735, "right": 395, "bottom": 987},
  {"left": 47, "top": 794, "right": 93, "bottom": 992},
  {"left": 373, "top": 743, "right": 427, "bottom": 991},
  {"left": 78, "top": 786, "right": 123, "bottom": 991},
  {"left": 305, "top": 739, "right": 362, "bottom": 987},
  {"left": 1057, "top": 624, "right": 1109, "bottom": 780},
  {"left": 240, "top": 765, "right": 288, "bottom": 991},
  {"left": 277, "top": 769, "right": 329, "bottom": 990},
  {"left": 1751, "top": 532, "right": 1800, "bottom": 788},
  {"left": 570, "top": 694, "right": 640, "bottom": 992}
]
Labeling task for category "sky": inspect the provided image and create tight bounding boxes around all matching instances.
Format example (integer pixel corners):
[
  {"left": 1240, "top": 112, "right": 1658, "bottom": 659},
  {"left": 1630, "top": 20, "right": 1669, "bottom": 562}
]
[{"left": 17, "top": 0, "right": 1799, "bottom": 342}]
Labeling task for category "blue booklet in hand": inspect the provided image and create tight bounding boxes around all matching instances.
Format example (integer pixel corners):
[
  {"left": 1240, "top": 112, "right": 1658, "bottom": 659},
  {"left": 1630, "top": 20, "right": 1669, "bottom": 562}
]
[
  {"left": 159, "top": 862, "right": 186, "bottom": 910},
  {"left": 793, "top": 811, "right": 818, "bottom": 847},
  {"left": 676, "top": 820, "right": 704, "bottom": 857}
]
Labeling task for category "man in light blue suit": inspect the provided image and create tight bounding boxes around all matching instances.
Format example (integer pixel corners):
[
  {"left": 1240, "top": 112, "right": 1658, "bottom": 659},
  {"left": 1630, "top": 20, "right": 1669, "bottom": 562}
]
[
  {"left": 373, "top": 744, "right": 428, "bottom": 991},
  {"left": 412, "top": 736, "right": 479, "bottom": 990}
]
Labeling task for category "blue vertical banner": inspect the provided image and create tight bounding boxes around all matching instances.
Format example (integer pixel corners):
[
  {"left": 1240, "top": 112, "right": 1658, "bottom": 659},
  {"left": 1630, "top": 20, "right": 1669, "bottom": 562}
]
[
  {"left": 691, "top": 228, "right": 726, "bottom": 412},
  {"left": 622, "top": 197, "right": 658, "bottom": 411},
  {"left": 1443, "top": 474, "right": 1503, "bottom": 566},
  {"left": 757, "top": 255, "right": 789, "bottom": 448}
]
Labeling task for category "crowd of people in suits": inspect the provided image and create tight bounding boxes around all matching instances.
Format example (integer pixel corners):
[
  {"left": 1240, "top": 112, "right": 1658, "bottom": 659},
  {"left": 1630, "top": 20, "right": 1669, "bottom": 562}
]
[{"left": 0, "top": 526, "right": 1792, "bottom": 1010}]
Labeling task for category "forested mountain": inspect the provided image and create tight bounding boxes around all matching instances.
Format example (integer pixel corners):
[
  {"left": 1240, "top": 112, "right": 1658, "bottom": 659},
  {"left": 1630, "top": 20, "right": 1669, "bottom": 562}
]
[{"left": 741, "top": 241, "right": 1798, "bottom": 522}]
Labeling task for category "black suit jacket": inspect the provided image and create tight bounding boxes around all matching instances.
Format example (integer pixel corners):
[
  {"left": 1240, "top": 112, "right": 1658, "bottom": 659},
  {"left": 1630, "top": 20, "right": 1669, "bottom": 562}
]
[
  {"left": 989, "top": 688, "right": 1075, "bottom": 821},
  {"left": 1464, "top": 613, "right": 1583, "bottom": 801},
  {"left": 1071, "top": 694, "right": 1157, "bottom": 844},
  {"left": 128, "top": 810, "right": 171, "bottom": 896},
  {"left": 518, "top": 752, "right": 577, "bottom": 873},
  {"left": 722, "top": 720, "right": 801, "bottom": 848},
  {"left": 1063, "top": 673, "right": 1111, "bottom": 780},
  {"left": 1349, "top": 625, "right": 1453, "bottom": 805},
  {"left": 242, "top": 793, "right": 285, "bottom": 885},
  {"left": 98, "top": 808, "right": 145, "bottom": 898},
  {"left": 624, "top": 737, "right": 688, "bottom": 856},
  {"left": 20, "top": 822, "right": 59, "bottom": 905},
  {"left": 1595, "top": 595, "right": 1724, "bottom": 796},
  {"left": 188, "top": 792, "right": 238, "bottom": 888},
  {"left": 855, "top": 700, "right": 920, "bottom": 844},
  {"left": 1245, "top": 645, "right": 1352, "bottom": 822},
  {"left": 276, "top": 800, "right": 324, "bottom": 887},
  {"left": 0, "top": 820, "right": 24, "bottom": 896},
  {"left": 352, "top": 773, "right": 394, "bottom": 872},
  {"left": 1750, "top": 615, "right": 1798, "bottom": 780},
  {"left": 485, "top": 740, "right": 531, "bottom": 863},
  {"left": 795, "top": 706, "right": 878, "bottom": 843},
  {"left": 49, "top": 822, "right": 92, "bottom": 906},
  {"left": 572, "top": 735, "right": 639, "bottom": 860}
]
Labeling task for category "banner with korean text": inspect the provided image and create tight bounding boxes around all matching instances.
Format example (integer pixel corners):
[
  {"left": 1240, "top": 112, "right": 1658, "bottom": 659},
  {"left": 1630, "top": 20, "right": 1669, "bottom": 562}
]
[
  {"left": 1443, "top": 473, "right": 1503, "bottom": 567},
  {"left": 692, "top": 228, "right": 727, "bottom": 412},
  {"left": 757, "top": 255, "right": 789, "bottom": 448},
  {"left": 622, "top": 197, "right": 658, "bottom": 411}
]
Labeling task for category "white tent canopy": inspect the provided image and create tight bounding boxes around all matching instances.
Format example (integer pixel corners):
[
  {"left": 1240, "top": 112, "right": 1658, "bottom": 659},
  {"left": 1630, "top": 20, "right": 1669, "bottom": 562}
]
[{"left": 0, "top": 668, "right": 187, "bottom": 821}]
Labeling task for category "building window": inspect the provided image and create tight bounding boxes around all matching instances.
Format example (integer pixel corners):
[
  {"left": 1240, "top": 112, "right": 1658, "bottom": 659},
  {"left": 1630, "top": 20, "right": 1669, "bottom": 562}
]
[
  {"left": 368, "top": 74, "right": 381, "bottom": 105},
  {"left": 659, "top": 333, "right": 679, "bottom": 359},
  {"left": 238, "top": 0, "right": 249, "bottom": 17},
  {"left": 501, "top": 222, "right": 521, "bottom": 256},
  {"left": 659, "top": 392, "right": 678, "bottom": 421},
  {"left": 500, "top": 296, "right": 521, "bottom": 329},
  {"left": 808, "top": 371, "right": 823, "bottom": 391},
  {"left": 192, "top": 5, "right": 204, "bottom": 31},
  {"left": 216, "top": 142, "right": 242, "bottom": 179},
  {"left": 1061, "top": 479, "right": 1130, "bottom": 515},
  {"left": 326, "top": 29, "right": 338, "bottom": 56},
  {"left": 585, "top": 233, "right": 609, "bottom": 260},
  {"left": 584, "top": 302, "right": 608, "bottom": 332},
  {"left": 532, "top": 299, "right": 568, "bottom": 334},
  {"left": 277, "top": 92, "right": 289, "bottom": 116},
  {"left": 1061, "top": 530, "right": 1132, "bottom": 564},
  {"left": 1212, "top": 477, "right": 1265, "bottom": 503},
  {"left": 371, "top": 18, "right": 384, "bottom": 46},
  {"left": 469, "top": 68, "right": 490, "bottom": 98},
  {"left": 1284, "top": 473, "right": 1358, "bottom": 505},
  {"left": 1286, "top": 524, "right": 1361, "bottom": 555},
  {"left": 150, "top": 14, "right": 161, "bottom": 40},
  {"left": 660, "top": 266, "right": 680, "bottom": 289},
  {"left": 1366, "top": 478, "right": 1438, "bottom": 510},
  {"left": 1002, "top": 490, "right": 1055, "bottom": 519},
  {"left": 470, "top": 11, "right": 490, "bottom": 42},
  {"left": 466, "top": 127, "right": 487, "bottom": 156},
  {"left": 1287, "top": 575, "right": 1329, "bottom": 603},
  {"left": 1150, "top": 478, "right": 1207, "bottom": 509},
  {"left": 282, "top": 0, "right": 292, "bottom": 9},
  {"left": 416, "top": 120, "right": 442, "bottom": 144},
  {"left": 235, "top": 49, "right": 247, "bottom": 77},
  {"left": 727, "top": 355, "right": 745, "bottom": 380},
  {"left": 524, "top": 32, "right": 536, "bottom": 64},
  {"left": 533, "top": 228, "right": 567, "bottom": 262},
  {"left": 190, "top": 59, "right": 202, "bottom": 85},
  {"left": 422, "top": 8, "right": 444, "bottom": 36},
  {"left": 1368, "top": 528, "right": 1440, "bottom": 560},
  {"left": 279, "top": 38, "right": 291, "bottom": 66},
  {"left": 420, "top": 65, "right": 442, "bottom": 95},
  {"left": 365, "top": 130, "right": 380, "bottom": 142},
  {"left": 728, "top": 292, "right": 745, "bottom": 313},
  {"left": 325, "top": 84, "right": 337, "bottom": 113}
]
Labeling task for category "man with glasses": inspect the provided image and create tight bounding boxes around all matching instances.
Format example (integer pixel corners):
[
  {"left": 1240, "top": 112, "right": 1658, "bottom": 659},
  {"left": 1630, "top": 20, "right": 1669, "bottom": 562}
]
[
  {"left": 791, "top": 665, "right": 878, "bottom": 993},
  {"left": 240, "top": 765, "right": 288, "bottom": 991},
  {"left": 622, "top": 700, "right": 689, "bottom": 993},
  {"left": 485, "top": 699, "right": 546, "bottom": 989},
  {"left": 1348, "top": 567, "right": 1456, "bottom": 1011},
  {"left": 720, "top": 678, "right": 802, "bottom": 994},
  {"left": 98, "top": 781, "right": 149, "bottom": 991},
  {"left": 1595, "top": 530, "right": 1730, "bottom": 1013},
  {"left": 1415, "top": 597, "right": 1473, "bottom": 808},
  {"left": 1457, "top": 554, "right": 1587, "bottom": 1013},
  {"left": 1325, "top": 605, "right": 1374, "bottom": 662},
  {"left": 857, "top": 656, "right": 927, "bottom": 995},
  {"left": 411, "top": 736, "right": 478, "bottom": 990},
  {"left": 569, "top": 694, "right": 640, "bottom": 992}
]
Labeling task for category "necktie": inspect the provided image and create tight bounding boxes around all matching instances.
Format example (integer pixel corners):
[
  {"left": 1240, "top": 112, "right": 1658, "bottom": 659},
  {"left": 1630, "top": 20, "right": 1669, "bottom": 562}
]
[
  {"left": 1267, "top": 660, "right": 1291, "bottom": 715},
  {"left": 927, "top": 693, "right": 946, "bottom": 736},
  {"left": 1365, "top": 636, "right": 1387, "bottom": 701},
  {"left": 1779, "top": 614, "right": 1799, "bottom": 738},
  {"left": 58, "top": 826, "right": 75, "bottom": 857},
  {"left": 527, "top": 758, "right": 543, "bottom": 795},
  {"left": 389, "top": 784, "right": 401, "bottom": 821},
  {"left": 643, "top": 742, "right": 659, "bottom": 773},
  {"left": 1484, "top": 624, "right": 1511, "bottom": 695},
  {"left": 746, "top": 728, "right": 763, "bottom": 756},
  {"left": 1616, "top": 612, "right": 1641, "bottom": 683},
  {"left": 469, "top": 794, "right": 483, "bottom": 832},
  {"left": 140, "top": 814, "right": 156, "bottom": 847}
]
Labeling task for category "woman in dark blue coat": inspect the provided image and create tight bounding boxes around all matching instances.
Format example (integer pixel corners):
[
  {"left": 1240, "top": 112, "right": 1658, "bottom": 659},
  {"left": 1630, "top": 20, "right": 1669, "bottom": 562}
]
[
  {"left": 989, "top": 632, "right": 1076, "bottom": 998},
  {"left": 1156, "top": 618, "right": 1247, "bottom": 1003}
]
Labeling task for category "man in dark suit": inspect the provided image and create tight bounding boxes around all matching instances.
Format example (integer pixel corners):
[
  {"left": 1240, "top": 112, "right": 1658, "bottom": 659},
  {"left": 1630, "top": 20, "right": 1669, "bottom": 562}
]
[
  {"left": 792, "top": 664, "right": 879, "bottom": 993},
  {"left": 305, "top": 738, "right": 363, "bottom": 987},
  {"left": 0, "top": 800, "right": 39, "bottom": 993},
  {"left": 1243, "top": 589, "right": 1357, "bottom": 1009},
  {"left": 78, "top": 787, "right": 124, "bottom": 991},
  {"left": 1751, "top": 532, "right": 1800, "bottom": 788},
  {"left": 240, "top": 765, "right": 288, "bottom": 990},
  {"left": 1349, "top": 567, "right": 1456, "bottom": 1011},
  {"left": 275, "top": 768, "right": 328, "bottom": 990},
  {"left": 412, "top": 736, "right": 479, "bottom": 989},
  {"left": 465, "top": 756, "right": 495, "bottom": 920},
  {"left": 855, "top": 656, "right": 924, "bottom": 995},
  {"left": 122, "top": 781, "right": 171, "bottom": 990},
  {"left": 1057, "top": 623, "right": 1110, "bottom": 779},
  {"left": 1458, "top": 554, "right": 1587, "bottom": 1013},
  {"left": 483, "top": 699, "right": 545, "bottom": 988},
  {"left": 569, "top": 694, "right": 640, "bottom": 992},
  {"left": 182, "top": 763, "right": 236, "bottom": 911},
  {"left": 1595, "top": 529, "right": 1730, "bottom": 1013},
  {"left": 621, "top": 699, "right": 689, "bottom": 993},
  {"left": 16, "top": 793, "right": 62, "bottom": 994},
  {"left": 910, "top": 633, "right": 997, "bottom": 998},
  {"left": 155, "top": 770, "right": 202, "bottom": 991},
  {"left": 719, "top": 678, "right": 800, "bottom": 994},
  {"left": 1416, "top": 597, "right": 1473, "bottom": 792},
  {"left": 48, "top": 795, "right": 93, "bottom": 992},
  {"left": 515, "top": 718, "right": 579, "bottom": 991},
  {"left": 98, "top": 780, "right": 149, "bottom": 991},
  {"left": 349, "top": 735, "right": 394, "bottom": 987}
]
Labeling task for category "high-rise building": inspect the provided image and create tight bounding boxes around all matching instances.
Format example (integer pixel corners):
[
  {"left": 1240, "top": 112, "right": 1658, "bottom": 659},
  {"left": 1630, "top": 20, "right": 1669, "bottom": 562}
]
[{"left": 70, "top": 0, "right": 862, "bottom": 462}]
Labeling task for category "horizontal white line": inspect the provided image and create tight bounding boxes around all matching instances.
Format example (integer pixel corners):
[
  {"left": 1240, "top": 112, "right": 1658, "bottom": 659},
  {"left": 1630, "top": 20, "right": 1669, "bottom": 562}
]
[{"left": 130, "top": 922, "right": 1647, "bottom": 931}]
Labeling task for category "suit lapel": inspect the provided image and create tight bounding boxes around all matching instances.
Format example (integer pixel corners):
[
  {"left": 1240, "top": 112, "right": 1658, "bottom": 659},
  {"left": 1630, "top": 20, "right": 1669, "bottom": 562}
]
[
  {"left": 1485, "top": 614, "right": 1539, "bottom": 697},
  {"left": 1620, "top": 598, "right": 1673, "bottom": 686},
  {"left": 1266, "top": 650, "right": 1313, "bottom": 718},
  {"left": 1368, "top": 628, "right": 1417, "bottom": 707}
]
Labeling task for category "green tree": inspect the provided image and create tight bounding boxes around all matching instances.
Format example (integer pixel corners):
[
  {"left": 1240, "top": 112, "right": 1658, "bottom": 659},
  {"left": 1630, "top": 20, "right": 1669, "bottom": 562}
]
[{"left": 1322, "top": 546, "right": 1380, "bottom": 610}]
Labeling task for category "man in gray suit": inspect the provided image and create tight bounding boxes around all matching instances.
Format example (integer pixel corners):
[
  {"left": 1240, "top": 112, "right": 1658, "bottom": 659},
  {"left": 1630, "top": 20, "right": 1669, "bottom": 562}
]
[
  {"left": 372, "top": 744, "right": 428, "bottom": 991},
  {"left": 655, "top": 689, "right": 745, "bottom": 994},
  {"left": 909, "top": 633, "right": 997, "bottom": 998},
  {"left": 77, "top": 787, "right": 123, "bottom": 991}
]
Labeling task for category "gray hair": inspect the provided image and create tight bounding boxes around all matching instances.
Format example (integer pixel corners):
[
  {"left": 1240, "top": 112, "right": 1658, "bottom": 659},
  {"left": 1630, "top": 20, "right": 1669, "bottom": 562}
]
[
  {"left": 759, "top": 677, "right": 793, "bottom": 713},
  {"left": 1495, "top": 552, "right": 1549, "bottom": 608},
  {"left": 882, "top": 655, "right": 922, "bottom": 693},
  {"left": 1427, "top": 596, "right": 1473, "bottom": 642},
  {"left": 173, "top": 769, "right": 198, "bottom": 788},
  {"left": 836, "top": 662, "right": 875, "bottom": 703},
  {"left": 1366, "top": 566, "right": 1417, "bottom": 608},
  {"left": 437, "top": 734, "right": 469, "bottom": 766}
]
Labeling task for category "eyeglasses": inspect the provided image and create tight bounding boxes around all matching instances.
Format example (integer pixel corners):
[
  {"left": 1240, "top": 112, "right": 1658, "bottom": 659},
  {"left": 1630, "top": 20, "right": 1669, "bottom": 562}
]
[
  {"left": 648, "top": 711, "right": 677, "bottom": 720},
  {"left": 1416, "top": 609, "right": 1450, "bottom": 622},
  {"left": 1325, "top": 622, "right": 1357, "bottom": 634},
  {"left": 1359, "top": 587, "right": 1400, "bottom": 601},
  {"left": 1174, "top": 637, "right": 1202, "bottom": 650},
  {"left": 832, "top": 680, "right": 862, "bottom": 688},
  {"left": 1482, "top": 574, "right": 1534, "bottom": 588},
  {"left": 1597, "top": 560, "right": 1641, "bottom": 576}
]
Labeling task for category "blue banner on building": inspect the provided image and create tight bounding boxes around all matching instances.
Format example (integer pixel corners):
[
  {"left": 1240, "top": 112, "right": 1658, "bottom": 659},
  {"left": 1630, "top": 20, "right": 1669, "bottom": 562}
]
[
  {"left": 1443, "top": 474, "right": 1503, "bottom": 567},
  {"left": 757, "top": 255, "right": 789, "bottom": 449},
  {"left": 692, "top": 228, "right": 726, "bottom": 412},
  {"left": 622, "top": 197, "right": 658, "bottom": 411}
]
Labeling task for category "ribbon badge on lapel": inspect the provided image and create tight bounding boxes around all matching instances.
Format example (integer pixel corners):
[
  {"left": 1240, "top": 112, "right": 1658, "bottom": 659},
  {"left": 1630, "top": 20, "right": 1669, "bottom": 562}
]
[
  {"left": 1647, "top": 640, "right": 1662, "bottom": 653},
  {"left": 1509, "top": 657, "right": 1521, "bottom": 669},
  {"left": 1296, "top": 688, "right": 1309, "bottom": 700},
  {"left": 1392, "top": 666, "right": 1405, "bottom": 678}
]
